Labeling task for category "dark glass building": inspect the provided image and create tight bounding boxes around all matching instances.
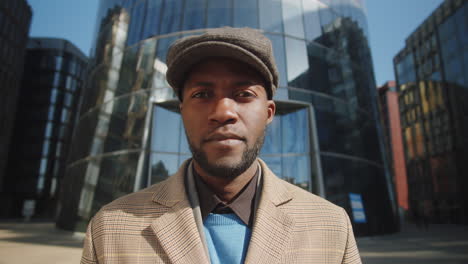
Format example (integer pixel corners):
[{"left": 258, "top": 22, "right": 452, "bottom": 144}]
[
  {"left": 58, "top": 0, "right": 398, "bottom": 236},
  {"left": 0, "top": 0, "right": 32, "bottom": 208},
  {"left": 394, "top": 0, "right": 468, "bottom": 224},
  {"left": 3, "top": 38, "right": 88, "bottom": 219}
]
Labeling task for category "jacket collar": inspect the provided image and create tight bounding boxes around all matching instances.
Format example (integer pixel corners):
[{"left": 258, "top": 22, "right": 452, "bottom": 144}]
[{"left": 150, "top": 158, "right": 295, "bottom": 263}]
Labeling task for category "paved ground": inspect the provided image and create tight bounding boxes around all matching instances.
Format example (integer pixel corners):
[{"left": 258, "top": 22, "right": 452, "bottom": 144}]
[
  {"left": 0, "top": 221, "right": 467, "bottom": 263},
  {"left": 358, "top": 224, "right": 468, "bottom": 264}
]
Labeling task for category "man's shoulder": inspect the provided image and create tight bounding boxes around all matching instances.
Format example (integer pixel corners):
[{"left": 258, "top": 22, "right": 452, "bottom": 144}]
[
  {"left": 95, "top": 176, "right": 175, "bottom": 218},
  {"left": 281, "top": 179, "right": 344, "bottom": 212}
]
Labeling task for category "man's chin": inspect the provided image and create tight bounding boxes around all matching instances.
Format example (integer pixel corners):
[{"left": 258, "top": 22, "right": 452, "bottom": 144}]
[{"left": 197, "top": 157, "right": 250, "bottom": 179}]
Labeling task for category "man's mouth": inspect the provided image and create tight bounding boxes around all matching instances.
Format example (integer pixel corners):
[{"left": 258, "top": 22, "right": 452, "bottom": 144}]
[{"left": 204, "top": 132, "right": 245, "bottom": 143}]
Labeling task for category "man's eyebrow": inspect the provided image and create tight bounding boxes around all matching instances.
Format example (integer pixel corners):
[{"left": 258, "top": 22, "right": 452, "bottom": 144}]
[
  {"left": 192, "top": 81, "right": 213, "bottom": 87},
  {"left": 234, "top": 80, "right": 262, "bottom": 86}
]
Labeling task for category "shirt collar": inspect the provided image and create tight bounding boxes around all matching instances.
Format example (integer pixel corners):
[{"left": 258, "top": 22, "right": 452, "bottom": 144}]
[{"left": 193, "top": 165, "right": 259, "bottom": 227}]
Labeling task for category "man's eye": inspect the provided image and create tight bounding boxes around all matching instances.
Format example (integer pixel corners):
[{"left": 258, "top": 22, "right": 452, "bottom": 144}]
[
  {"left": 192, "top": 91, "right": 210, "bottom": 98},
  {"left": 237, "top": 91, "right": 255, "bottom": 98}
]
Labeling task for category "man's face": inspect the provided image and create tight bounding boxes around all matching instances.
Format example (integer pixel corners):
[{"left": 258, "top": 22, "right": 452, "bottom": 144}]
[{"left": 180, "top": 58, "right": 275, "bottom": 179}]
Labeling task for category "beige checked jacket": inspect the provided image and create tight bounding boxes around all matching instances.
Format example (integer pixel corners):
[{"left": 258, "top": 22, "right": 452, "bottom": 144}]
[{"left": 81, "top": 159, "right": 361, "bottom": 264}]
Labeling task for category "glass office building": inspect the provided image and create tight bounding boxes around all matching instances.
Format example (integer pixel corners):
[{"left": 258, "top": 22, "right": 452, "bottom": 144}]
[
  {"left": 394, "top": 0, "right": 468, "bottom": 224},
  {"left": 3, "top": 38, "right": 88, "bottom": 219},
  {"left": 0, "top": 0, "right": 32, "bottom": 212},
  {"left": 59, "top": 0, "right": 398, "bottom": 235}
]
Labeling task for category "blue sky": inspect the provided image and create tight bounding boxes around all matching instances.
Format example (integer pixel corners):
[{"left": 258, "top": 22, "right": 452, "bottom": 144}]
[{"left": 28, "top": 0, "right": 443, "bottom": 86}]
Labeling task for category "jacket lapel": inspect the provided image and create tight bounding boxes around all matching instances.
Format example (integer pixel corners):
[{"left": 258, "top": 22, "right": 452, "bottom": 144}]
[
  {"left": 149, "top": 161, "right": 210, "bottom": 263},
  {"left": 245, "top": 159, "right": 295, "bottom": 264}
]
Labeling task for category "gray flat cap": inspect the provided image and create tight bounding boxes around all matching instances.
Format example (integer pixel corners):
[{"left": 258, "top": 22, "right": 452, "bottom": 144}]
[{"left": 166, "top": 27, "right": 279, "bottom": 100}]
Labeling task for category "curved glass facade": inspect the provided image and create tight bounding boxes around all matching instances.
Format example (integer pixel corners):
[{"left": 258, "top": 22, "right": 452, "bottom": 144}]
[{"left": 59, "top": 0, "right": 398, "bottom": 235}]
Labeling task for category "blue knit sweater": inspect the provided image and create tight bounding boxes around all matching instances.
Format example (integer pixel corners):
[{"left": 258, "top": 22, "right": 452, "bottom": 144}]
[{"left": 203, "top": 213, "right": 252, "bottom": 264}]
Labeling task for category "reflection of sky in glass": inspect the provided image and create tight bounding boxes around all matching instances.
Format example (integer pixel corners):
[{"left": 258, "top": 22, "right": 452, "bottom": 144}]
[
  {"left": 142, "top": 0, "right": 163, "bottom": 39},
  {"left": 262, "top": 116, "right": 282, "bottom": 154},
  {"left": 260, "top": 107, "right": 311, "bottom": 190},
  {"left": 150, "top": 153, "right": 179, "bottom": 184},
  {"left": 207, "top": 0, "right": 232, "bottom": 28},
  {"left": 233, "top": 0, "right": 258, "bottom": 28},
  {"left": 259, "top": 0, "right": 283, "bottom": 33},
  {"left": 282, "top": 0, "right": 305, "bottom": 39},
  {"left": 302, "top": 0, "right": 323, "bottom": 41},
  {"left": 285, "top": 38, "right": 309, "bottom": 83},
  {"left": 282, "top": 108, "right": 309, "bottom": 153},
  {"left": 151, "top": 106, "right": 180, "bottom": 152},
  {"left": 182, "top": 0, "right": 206, "bottom": 30}
]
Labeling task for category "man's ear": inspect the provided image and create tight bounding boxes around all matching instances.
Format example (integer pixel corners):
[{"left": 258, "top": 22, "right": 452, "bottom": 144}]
[{"left": 266, "top": 100, "right": 275, "bottom": 124}]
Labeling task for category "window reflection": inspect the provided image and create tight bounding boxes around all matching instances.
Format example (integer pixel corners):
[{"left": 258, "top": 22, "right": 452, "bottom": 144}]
[
  {"left": 159, "top": 0, "right": 183, "bottom": 34},
  {"left": 282, "top": 0, "right": 305, "bottom": 39},
  {"left": 127, "top": 1, "right": 146, "bottom": 46},
  {"left": 151, "top": 105, "right": 181, "bottom": 152},
  {"left": 207, "top": 0, "right": 233, "bottom": 27},
  {"left": 259, "top": 0, "right": 284, "bottom": 33},
  {"left": 285, "top": 38, "right": 309, "bottom": 86},
  {"left": 183, "top": 0, "right": 207, "bottom": 30},
  {"left": 142, "top": 0, "right": 163, "bottom": 39},
  {"left": 233, "top": 0, "right": 259, "bottom": 28},
  {"left": 149, "top": 153, "right": 178, "bottom": 185},
  {"left": 302, "top": 0, "right": 323, "bottom": 41},
  {"left": 265, "top": 34, "right": 288, "bottom": 87}
]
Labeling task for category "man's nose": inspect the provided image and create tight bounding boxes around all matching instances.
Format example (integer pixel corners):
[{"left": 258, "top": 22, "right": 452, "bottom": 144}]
[{"left": 208, "top": 97, "right": 238, "bottom": 125}]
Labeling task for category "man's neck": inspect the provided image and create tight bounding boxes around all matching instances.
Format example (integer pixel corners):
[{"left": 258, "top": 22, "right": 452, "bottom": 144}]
[{"left": 192, "top": 161, "right": 258, "bottom": 203}]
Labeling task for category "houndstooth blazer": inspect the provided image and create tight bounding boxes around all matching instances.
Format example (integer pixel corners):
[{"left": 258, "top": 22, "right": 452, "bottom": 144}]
[{"left": 81, "top": 159, "right": 361, "bottom": 264}]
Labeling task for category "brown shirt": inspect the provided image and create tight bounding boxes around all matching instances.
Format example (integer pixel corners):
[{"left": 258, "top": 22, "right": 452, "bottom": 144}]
[{"left": 193, "top": 166, "right": 259, "bottom": 227}]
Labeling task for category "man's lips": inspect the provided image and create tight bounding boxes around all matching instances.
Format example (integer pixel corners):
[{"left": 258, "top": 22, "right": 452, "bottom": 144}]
[{"left": 203, "top": 132, "right": 245, "bottom": 142}]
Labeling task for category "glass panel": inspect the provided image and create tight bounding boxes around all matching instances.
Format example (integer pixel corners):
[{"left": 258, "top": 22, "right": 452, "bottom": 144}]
[
  {"left": 282, "top": 108, "right": 309, "bottom": 153},
  {"left": 50, "top": 88, "right": 58, "bottom": 103},
  {"left": 42, "top": 140, "right": 50, "bottom": 156},
  {"left": 88, "top": 152, "right": 140, "bottom": 216},
  {"left": 53, "top": 73, "right": 60, "bottom": 87},
  {"left": 151, "top": 106, "right": 181, "bottom": 153},
  {"left": 64, "top": 92, "right": 73, "bottom": 107},
  {"left": 61, "top": 109, "right": 69, "bottom": 123},
  {"left": 142, "top": 0, "right": 163, "bottom": 39},
  {"left": 182, "top": 0, "right": 207, "bottom": 30},
  {"left": 48, "top": 104, "right": 55, "bottom": 120},
  {"left": 265, "top": 34, "right": 288, "bottom": 88},
  {"left": 65, "top": 76, "right": 73, "bottom": 90},
  {"left": 45, "top": 122, "right": 53, "bottom": 138},
  {"left": 233, "top": 0, "right": 259, "bottom": 28},
  {"left": 282, "top": 0, "right": 305, "bottom": 39},
  {"left": 149, "top": 153, "right": 179, "bottom": 185},
  {"left": 285, "top": 38, "right": 309, "bottom": 87},
  {"left": 262, "top": 115, "right": 282, "bottom": 154},
  {"left": 259, "top": 0, "right": 283, "bottom": 33},
  {"left": 319, "top": 4, "right": 336, "bottom": 29},
  {"left": 39, "top": 158, "right": 48, "bottom": 175},
  {"left": 282, "top": 155, "right": 310, "bottom": 190},
  {"left": 207, "top": 0, "right": 233, "bottom": 27},
  {"left": 127, "top": 1, "right": 146, "bottom": 46},
  {"left": 259, "top": 156, "right": 282, "bottom": 176},
  {"left": 159, "top": 0, "right": 183, "bottom": 34},
  {"left": 302, "top": 0, "right": 322, "bottom": 41},
  {"left": 154, "top": 36, "right": 178, "bottom": 88}
]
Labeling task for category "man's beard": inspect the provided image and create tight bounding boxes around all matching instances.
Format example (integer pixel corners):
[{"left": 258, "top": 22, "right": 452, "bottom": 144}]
[{"left": 188, "top": 131, "right": 265, "bottom": 179}]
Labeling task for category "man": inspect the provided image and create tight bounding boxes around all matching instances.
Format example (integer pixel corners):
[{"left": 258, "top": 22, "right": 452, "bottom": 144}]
[{"left": 81, "top": 27, "right": 361, "bottom": 264}]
